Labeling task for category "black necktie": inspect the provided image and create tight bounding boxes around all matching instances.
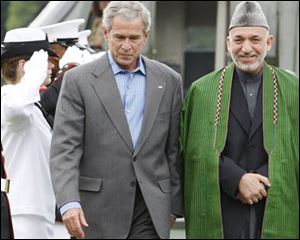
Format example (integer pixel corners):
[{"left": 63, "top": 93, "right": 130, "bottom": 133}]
[{"left": 34, "top": 102, "right": 54, "bottom": 129}]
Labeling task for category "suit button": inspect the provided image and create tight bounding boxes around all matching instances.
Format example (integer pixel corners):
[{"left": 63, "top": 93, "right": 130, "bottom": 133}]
[
  {"left": 133, "top": 157, "right": 136, "bottom": 162},
  {"left": 130, "top": 181, "right": 136, "bottom": 187}
]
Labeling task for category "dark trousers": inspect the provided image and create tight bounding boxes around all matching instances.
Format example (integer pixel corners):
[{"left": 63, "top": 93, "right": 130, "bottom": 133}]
[
  {"left": 238, "top": 207, "right": 261, "bottom": 239},
  {"left": 70, "top": 185, "right": 160, "bottom": 239},
  {"left": 127, "top": 184, "right": 160, "bottom": 239},
  {"left": 1, "top": 193, "right": 14, "bottom": 239}
]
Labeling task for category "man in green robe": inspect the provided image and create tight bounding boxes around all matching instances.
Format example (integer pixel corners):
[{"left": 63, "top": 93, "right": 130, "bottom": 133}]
[{"left": 181, "top": 1, "right": 299, "bottom": 239}]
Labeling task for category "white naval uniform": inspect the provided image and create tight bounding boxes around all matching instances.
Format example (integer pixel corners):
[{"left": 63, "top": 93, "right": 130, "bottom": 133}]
[{"left": 1, "top": 78, "right": 56, "bottom": 239}]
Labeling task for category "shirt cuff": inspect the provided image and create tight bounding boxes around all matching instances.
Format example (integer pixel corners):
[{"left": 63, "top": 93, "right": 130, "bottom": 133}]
[
  {"left": 171, "top": 213, "right": 177, "bottom": 220},
  {"left": 60, "top": 202, "right": 82, "bottom": 216}
]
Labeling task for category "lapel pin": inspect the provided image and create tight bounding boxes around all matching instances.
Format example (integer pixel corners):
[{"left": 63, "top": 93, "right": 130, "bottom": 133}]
[{"left": 158, "top": 85, "right": 163, "bottom": 89}]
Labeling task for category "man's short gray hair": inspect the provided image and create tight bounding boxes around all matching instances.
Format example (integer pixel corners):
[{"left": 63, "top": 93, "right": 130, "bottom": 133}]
[{"left": 103, "top": 1, "right": 151, "bottom": 33}]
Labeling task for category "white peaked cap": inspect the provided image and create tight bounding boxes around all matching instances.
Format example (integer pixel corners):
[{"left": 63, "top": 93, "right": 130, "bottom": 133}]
[
  {"left": 4, "top": 28, "right": 46, "bottom": 42},
  {"left": 40, "top": 19, "right": 85, "bottom": 43},
  {"left": 78, "top": 30, "right": 92, "bottom": 47}
]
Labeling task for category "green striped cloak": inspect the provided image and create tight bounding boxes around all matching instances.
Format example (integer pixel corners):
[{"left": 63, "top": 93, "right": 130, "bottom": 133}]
[{"left": 180, "top": 62, "right": 299, "bottom": 239}]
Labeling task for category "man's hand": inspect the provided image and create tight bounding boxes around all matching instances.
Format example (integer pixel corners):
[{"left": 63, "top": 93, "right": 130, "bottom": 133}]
[
  {"left": 237, "top": 173, "right": 270, "bottom": 205},
  {"left": 169, "top": 217, "right": 176, "bottom": 228},
  {"left": 62, "top": 208, "right": 89, "bottom": 239}
]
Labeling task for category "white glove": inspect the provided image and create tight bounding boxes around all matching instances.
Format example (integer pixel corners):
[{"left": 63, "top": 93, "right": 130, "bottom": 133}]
[
  {"left": 10, "top": 50, "right": 48, "bottom": 107},
  {"left": 23, "top": 49, "right": 49, "bottom": 87},
  {"left": 59, "top": 46, "right": 83, "bottom": 69}
]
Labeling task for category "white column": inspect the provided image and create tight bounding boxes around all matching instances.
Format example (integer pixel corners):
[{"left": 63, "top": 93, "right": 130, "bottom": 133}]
[
  {"left": 215, "top": 1, "right": 228, "bottom": 69},
  {"left": 278, "top": 1, "right": 299, "bottom": 74}
]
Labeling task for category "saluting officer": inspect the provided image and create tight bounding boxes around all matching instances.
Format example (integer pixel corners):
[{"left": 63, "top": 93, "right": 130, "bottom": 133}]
[{"left": 1, "top": 28, "right": 57, "bottom": 239}]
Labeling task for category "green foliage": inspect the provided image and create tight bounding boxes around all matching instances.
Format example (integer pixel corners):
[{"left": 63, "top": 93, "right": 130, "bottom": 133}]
[
  {"left": 6, "top": 1, "right": 48, "bottom": 30},
  {"left": 1, "top": 1, "right": 9, "bottom": 41}
]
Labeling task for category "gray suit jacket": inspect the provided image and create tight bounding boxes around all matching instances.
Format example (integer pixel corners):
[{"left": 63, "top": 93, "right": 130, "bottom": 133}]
[{"left": 50, "top": 53, "right": 183, "bottom": 239}]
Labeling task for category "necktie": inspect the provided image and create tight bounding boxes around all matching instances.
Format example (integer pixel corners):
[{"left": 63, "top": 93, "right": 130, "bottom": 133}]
[{"left": 34, "top": 102, "right": 54, "bottom": 129}]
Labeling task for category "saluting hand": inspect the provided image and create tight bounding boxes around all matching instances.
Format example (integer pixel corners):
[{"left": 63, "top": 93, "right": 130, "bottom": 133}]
[{"left": 23, "top": 49, "right": 49, "bottom": 86}]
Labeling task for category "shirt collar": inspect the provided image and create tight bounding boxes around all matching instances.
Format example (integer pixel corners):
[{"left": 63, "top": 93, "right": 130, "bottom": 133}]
[
  {"left": 108, "top": 50, "right": 146, "bottom": 76},
  {"left": 235, "top": 66, "right": 262, "bottom": 84}
]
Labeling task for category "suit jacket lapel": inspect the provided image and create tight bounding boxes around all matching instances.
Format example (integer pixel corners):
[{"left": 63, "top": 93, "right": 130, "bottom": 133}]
[
  {"left": 134, "top": 57, "right": 166, "bottom": 156},
  {"left": 249, "top": 82, "right": 263, "bottom": 140},
  {"left": 230, "top": 71, "right": 251, "bottom": 136},
  {"left": 90, "top": 54, "right": 134, "bottom": 153}
]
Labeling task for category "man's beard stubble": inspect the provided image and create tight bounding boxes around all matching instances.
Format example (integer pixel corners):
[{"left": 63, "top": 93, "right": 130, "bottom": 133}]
[{"left": 230, "top": 49, "right": 267, "bottom": 74}]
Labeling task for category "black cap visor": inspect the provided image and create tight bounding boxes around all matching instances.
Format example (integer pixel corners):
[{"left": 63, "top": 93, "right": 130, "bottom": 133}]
[{"left": 1, "top": 40, "right": 58, "bottom": 60}]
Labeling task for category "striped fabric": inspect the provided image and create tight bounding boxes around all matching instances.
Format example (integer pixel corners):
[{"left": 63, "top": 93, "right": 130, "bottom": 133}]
[{"left": 108, "top": 51, "right": 146, "bottom": 148}]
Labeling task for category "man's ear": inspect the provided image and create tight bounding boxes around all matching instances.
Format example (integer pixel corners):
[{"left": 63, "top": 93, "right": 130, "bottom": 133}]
[
  {"left": 143, "top": 31, "right": 149, "bottom": 46},
  {"left": 226, "top": 36, "right": 231, "bottom": 52},
  {"left": 103, "top": 27, "right": 109, "bottom": 42},
  {"left": 144, "top": 31, "right": 149, "bottom": 40},
  {"left": 267, "top": 35, "right": 274, "bottom": 51}
]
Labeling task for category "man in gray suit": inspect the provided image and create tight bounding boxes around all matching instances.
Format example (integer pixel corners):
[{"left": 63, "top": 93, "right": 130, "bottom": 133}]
[{"left": 50, "top": 1, "right": 183, "bottom": 239}]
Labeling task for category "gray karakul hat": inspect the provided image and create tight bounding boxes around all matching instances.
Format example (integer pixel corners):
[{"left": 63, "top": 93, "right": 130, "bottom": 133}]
[{"left": 229, "top": 1, "right": 269, "bottom": 31}]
